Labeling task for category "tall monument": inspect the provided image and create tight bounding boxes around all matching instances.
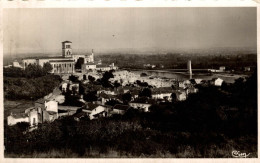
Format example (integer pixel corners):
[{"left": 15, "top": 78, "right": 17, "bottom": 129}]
[{"left": 187, "top": 60, "right": 192, "bottom": 75}]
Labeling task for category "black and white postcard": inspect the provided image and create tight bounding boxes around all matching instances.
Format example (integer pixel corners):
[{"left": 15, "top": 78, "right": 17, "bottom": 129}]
[{"left": 0, "top": 0, "right": 259, "bottom": 162}]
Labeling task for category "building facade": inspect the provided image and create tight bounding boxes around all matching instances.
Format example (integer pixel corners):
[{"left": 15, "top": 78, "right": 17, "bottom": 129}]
[{"left": 22, "top": 41, "right": 95, "bottom": 74}]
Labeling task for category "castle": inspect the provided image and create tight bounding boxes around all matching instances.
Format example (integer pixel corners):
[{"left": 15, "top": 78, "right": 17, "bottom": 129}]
[{"left": 22, "top": 41, "right": 95, "bottom": 73}]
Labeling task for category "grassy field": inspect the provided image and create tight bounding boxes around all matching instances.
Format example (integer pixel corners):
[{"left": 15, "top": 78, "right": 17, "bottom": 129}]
[{"left": 4, "top": 100, "right": 34, "bottom": 120}]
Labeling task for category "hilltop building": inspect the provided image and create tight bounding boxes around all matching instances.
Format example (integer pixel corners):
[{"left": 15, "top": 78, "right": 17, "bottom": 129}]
[
  {"left": 21, "top": 41, "right": 117, "bottom": 74},
  {"left": 22, "top": 41, "right": 95, "bottom": 74}
]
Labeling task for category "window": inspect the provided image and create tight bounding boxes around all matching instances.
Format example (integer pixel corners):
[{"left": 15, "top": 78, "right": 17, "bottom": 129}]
[{"left": 66, "top": 45, "right": 71, "bottom": 48}]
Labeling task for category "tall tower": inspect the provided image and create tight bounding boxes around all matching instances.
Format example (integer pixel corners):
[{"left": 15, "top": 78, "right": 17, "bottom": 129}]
[
  {"left": 90, "top": 49, "right": 94, "bottom": 62},
  {"left": 62, "top": 41, "right": 72, "bottom": 58},
  {"left": 187, "top": 60, "right": 192, "bottom": 75}
]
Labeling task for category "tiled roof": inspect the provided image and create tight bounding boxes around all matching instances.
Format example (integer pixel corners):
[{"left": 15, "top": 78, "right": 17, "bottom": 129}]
[
  {"left": 96, "top": 65, "right": 109, "bottom": 68},
  {"left": 47, "top": 111, "right": 57, "bottom": 115},
  {"left": 113, "top": 104, "right": 129, "bottom": 111},
  {"left": 49, "top": 60, "right": 74, "bottom": 63},
  {"left": 84, "top": 62, "right": 96, "bottom": 65},
  {"left": 23, "top": 56, "right": 67, "bottom": 60},
  {"left": 11, "top": 113, "right": 28, "bottom": 119},
  {"left": 84, "top": 103, "right": 100, "bottom": 111},
  {"left": 99, "top": 92, "right": 115, "bottom": 99},
  {"left": 74, "top": 112, "right": 87, "bottom": 118}
]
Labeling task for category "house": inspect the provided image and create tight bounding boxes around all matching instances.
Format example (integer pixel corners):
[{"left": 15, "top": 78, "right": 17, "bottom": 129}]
[
  {"left": 61, "top": 82, "right": 68, "bottom": 92},
  {"left": 130, "top": 89, "right": 139, "bottom": 99},
  {"left": 129, "top": 102, "right": 151, "bottom": 112},
  {"left": 175, "top": 91, "right": 187, "bottom": 101},
  {"left": 96, "top": 65, "right": 111, "bottom": 72},
  {"left": 99, "top": 92, "right": 116, "bottom": 105},
  {"left": 219, "top": 66, "right": 225, "bottom": 72},
  {"left": 12, "top": 61, "right": 23, "bottom": 68},
  {"left": 58, "top": 105, "right": 80, "bottom": 117},
  {"left": 244, "top": 67, "right": 251, "bottom": 71},
  {"left": 178, "top": 80, "right": 190, "bottom": 89},
  {"left": 186, "top": 87, "right": 198, "bottom": 94},
  {"left": 7, "top": 113, "right": 29, "bottom": 126},
  {"left": 34, "top": 99, "right": 59, "bottom": 123},
  {"left": 81, "top": 62, "right": 97, "bottom": 72},
  {"left": 82, "top": 103, "right": 111, "bottom": 120},
  {"left": 97, "top": 88, "right": 116, "bottom": 95},
  {"left": 194, "top": 79, "right": 203, "bottom": 85},
  {"left": 211, "top": 78, "right": 224, "bottom": 86},
  {"left": 74, "top": 112, "right": 88, "bottom": 121},
  {"left": 151, "top": 87, "right": 173, "bottom": 101},
  {"left": 69, "top": 83, "right": 79, "bottom": 94},
  {"left": 28, "top": 109, "right": 40, "bottom": 126},
  {"left": 112, "top": 104, "right": 130, "bottom": 115}
]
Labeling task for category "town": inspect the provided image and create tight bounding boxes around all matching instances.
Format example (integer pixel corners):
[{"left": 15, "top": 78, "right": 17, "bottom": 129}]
[{"left": 6, "top": 41, "right": 231, "bottom": 128}]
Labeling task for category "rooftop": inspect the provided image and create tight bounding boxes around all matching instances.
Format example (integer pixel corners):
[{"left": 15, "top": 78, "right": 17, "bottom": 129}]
[
  {"left": 84, "top": 103, "right": 100, "bottom": 111},
  {"left": 62, "top": 41, "right": 72, "bottom": 43},
  {"left": 49, "top": 60, "right": 75, "bottom": 63},
  {"left": 113, "top": 104, "right": 129, "bottom": 111},
  {"left": 10, "top": 113, "right": 28, "bottom": 119},
  {"left": 23, "top": 56, "right": 66, "bottom": 60},
  {"left": 84, "top": 62, "right": 96, "bottom": 66}
]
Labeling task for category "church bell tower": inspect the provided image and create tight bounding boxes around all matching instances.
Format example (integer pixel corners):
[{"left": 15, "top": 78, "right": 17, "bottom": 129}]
[{"left": 62, "top": 41, "right": 72, "bottom": 58}]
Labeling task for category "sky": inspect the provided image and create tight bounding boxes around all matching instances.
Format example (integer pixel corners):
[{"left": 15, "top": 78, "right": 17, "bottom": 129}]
[{"left": 3, "top": 8, "right": 257, "bottom": 55}]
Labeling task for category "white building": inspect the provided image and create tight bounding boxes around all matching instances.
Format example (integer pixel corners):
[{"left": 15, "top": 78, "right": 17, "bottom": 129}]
[
  {"left": 12, "top": 61, "right": 23, "bottom": 68},
  {"left": 129, "top": 102, "right": 151, "bottom": 112},
  {"left": 211, "top": 78, "right": 224, "bottom": 86},
  {"left": 7, "top": 113, "right": 29, "bottom": 126},
  {"left": 45, "top": 100, "right": 58, "bottom": 113}
]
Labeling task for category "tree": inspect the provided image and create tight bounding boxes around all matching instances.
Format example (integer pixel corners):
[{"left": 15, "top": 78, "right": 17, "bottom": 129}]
[
  {"left": 24, "top": 63, "right": 43, "bottom": 78},
  {"left": 171, "top": 92, "right": 177, "bottom": 103},
  {"left": 140, "top": 73, "right": 148, "bottom": 77},
  {"left": 139, "top": 88, "right": 152, "bottom": 98},
  {"left": 114, "top": 81, "right": 121, "bottom": 89},
  {"left": 122, "top": 92, "right": 132, "bottom": 104},
  {"left": 83, "top": 91, "right": 98, "bottom": 102},
  {"left": 75, "top": 57, "right": 85, "bottom": 69},
  {"left": 42, "top": 62, "right": 53, "bottom": 75},
  {"left": 69, "top": 75, "right": 79, "bottom": 82},
  {"left": 88, "top": 75, "right": 96, "bottom": 83}
]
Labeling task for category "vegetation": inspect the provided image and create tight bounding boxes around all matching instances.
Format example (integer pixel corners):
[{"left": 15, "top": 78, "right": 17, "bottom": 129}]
[
  {"left": 95, "top": 53, "right": 256, "bottom": 71},
  {"left": 4, "top": 65, "right": 257, "bottom": 157},
  {"left": 4, "top": 75, "right": 62, "bottom": 100}
]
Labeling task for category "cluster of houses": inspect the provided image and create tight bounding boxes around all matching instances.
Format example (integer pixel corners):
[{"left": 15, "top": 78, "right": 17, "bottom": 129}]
[
  {"left": 7, "top": 68, "right": 225, "bottom": 128},
  {"left": 110, "top": 70, "right": 174, "bottom": 88}
]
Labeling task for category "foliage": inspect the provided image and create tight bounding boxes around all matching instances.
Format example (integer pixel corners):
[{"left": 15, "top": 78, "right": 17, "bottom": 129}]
[
  {"left": 98, "top": 71, "right": 114, "bottom": 88},
  {"left": 83, "top": 91, "right": 98, "bottom": 102},
  {"left": 75, "top": 57, "right": 85, "bottom": 69},
  {"left": 122, "top": 92, "right": 132, "bottom": 104},
  {"left": 105, "top": 99, "right": 122, "bottom": 106},
  {"left": 42, "top": 63, "right": 53, "bottom": 75},
  {"left": 4, "top": 63, "right": 53, "bottom": 78},
  {"left": 139, "top": 88, "right": 152, "bottom": 98},
  {"left": 140, "top": 73, "right": 148, "bottom": 77},
  {"left": 4, "top": 75, "right": 62, "bottom": 100},
  {"left": 4, "top": 71, "right": 257, "bottom": 158},
  {"left": 69, "top": 75, "right": 79, "bottom": 82},
  {"left": 88, "top": 75, "right": 96, "bottom": 83}
]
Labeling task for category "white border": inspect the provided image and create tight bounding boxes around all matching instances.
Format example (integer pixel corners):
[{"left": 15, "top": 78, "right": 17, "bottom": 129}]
[{"left": 0, "top": 0, "right": 259, "bottom": 163}]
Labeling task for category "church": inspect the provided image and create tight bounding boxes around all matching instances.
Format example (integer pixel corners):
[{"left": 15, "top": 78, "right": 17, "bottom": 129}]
[{"left": 22, "top": 41, "right": 95, "bottom": 74}]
